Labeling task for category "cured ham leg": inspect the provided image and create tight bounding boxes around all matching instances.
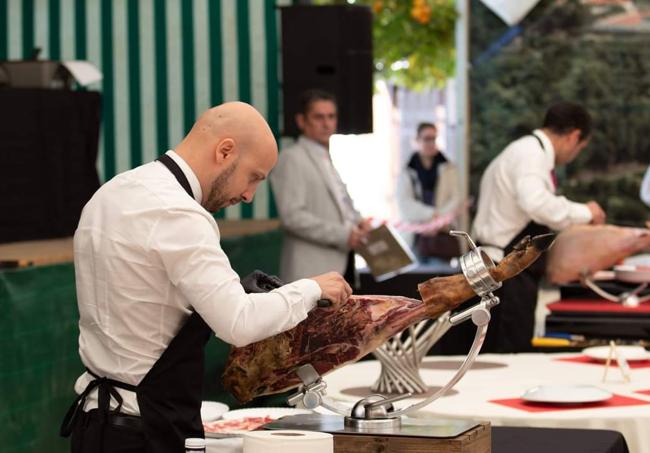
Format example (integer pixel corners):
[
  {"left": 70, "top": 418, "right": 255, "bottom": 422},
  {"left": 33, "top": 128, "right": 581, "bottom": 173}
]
[
  {"left": 223, "top": 234, "right": 555, "bottom": 403},
  {"left": 546, "top": 224, "right": 650, "bottom": 284}
]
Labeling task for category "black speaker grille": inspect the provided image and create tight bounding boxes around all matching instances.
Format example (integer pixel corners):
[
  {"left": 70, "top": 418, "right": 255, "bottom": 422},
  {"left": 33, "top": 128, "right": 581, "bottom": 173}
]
[{"left": 281, "top": 5, "right": 373, "bottom": 136}]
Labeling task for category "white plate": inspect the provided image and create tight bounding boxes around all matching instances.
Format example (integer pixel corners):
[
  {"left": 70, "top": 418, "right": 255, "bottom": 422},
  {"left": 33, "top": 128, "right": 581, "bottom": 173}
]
[
  {"left": 583, "top": 345, "right": 650, "bottom": 362},
  {"left": 201, "top": 401, "right": 229, "bottom": 422},
  {"left": 204, "top": 407, "right": 312, "bottom": 439},
  {"left": 522, "top": 385, "right": 612, "bottom": 404},
  {"left": 221, "top": 407, "right": 312, "bottom": 420},
  {"left": 624, "top": 254, "right": 650, "bottom": 267},
  {"left": 613, "top": 264, "right": 650, "bottom": 283}
]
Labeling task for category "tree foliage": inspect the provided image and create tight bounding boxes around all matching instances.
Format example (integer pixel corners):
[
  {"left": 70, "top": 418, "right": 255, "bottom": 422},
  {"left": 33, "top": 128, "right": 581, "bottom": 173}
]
[
  {"left": 315, "top": 0, "right": 457, "bottom": 89},
  {"left": 470, "top": 0, "right": 650, "bottom": 224}
]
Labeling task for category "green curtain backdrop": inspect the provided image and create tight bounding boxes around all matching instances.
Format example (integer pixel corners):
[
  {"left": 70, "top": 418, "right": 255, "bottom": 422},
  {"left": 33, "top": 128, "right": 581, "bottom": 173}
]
[
  {"left": 0, "top": 230, "right": 283, "bottom": 453},
  {"left": 0, "top": 0, "right": 287, "bottom": 220}
]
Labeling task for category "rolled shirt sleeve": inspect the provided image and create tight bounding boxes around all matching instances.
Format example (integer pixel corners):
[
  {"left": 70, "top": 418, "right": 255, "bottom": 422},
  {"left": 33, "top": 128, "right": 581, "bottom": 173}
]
[{"left": 514, "top": 152, "right": 592, "bottom": 231}]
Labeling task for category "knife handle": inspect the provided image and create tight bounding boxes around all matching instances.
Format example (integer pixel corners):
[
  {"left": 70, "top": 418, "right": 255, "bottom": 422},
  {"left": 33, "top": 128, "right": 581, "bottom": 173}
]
[{"left": 317, "top": 299, "right": 332, "bottom": 308}]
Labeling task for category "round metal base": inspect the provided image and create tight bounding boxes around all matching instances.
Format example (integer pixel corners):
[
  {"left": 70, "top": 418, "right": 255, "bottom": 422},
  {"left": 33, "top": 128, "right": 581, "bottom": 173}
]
[{"left": 344, "top": 416, "right": 401, "bottom": 430}]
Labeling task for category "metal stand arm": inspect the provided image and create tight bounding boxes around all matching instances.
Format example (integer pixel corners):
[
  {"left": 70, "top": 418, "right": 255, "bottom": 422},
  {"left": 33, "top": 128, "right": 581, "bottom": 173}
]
[
  {"left": 389, "top": 306, "right": 490, "bottom": 417},
  {"left": 581, "top": 271, "right": 650, "bottom": 307},
  {"left": 288, "top": 229, "right": 503, "bottom": 426}
]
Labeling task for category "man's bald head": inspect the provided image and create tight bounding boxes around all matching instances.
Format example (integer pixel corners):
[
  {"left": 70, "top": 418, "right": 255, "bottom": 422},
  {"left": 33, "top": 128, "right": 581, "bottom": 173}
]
[{"left": 175, "top": 102, "right": 278, "bottom": 212}]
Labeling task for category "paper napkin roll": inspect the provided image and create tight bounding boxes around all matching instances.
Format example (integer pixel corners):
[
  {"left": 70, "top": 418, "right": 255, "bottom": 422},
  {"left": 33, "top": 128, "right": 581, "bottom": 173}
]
[{"left": 243, "top": 430, "right": 333, "bottom": 453}]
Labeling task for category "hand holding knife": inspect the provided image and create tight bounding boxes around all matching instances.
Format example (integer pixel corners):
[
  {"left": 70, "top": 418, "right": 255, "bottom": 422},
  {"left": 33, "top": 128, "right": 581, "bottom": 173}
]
[{"left": 317, "top": 299, "right": 332, "bottom": 308}]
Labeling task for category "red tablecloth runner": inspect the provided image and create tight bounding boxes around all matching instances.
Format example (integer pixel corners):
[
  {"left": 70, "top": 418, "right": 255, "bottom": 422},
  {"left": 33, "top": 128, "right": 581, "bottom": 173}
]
[
  {"left": 547, "top": 299, "right": 650, "bottom": 314},
  {"left": 635, "top": 389, "right": 650, "bottom": 396},
  {"left": 489, "top": 394, "right": 650, "bottom": 413},
  {"left": 556, "top": 355, "right": 650, "bottom": 369}
]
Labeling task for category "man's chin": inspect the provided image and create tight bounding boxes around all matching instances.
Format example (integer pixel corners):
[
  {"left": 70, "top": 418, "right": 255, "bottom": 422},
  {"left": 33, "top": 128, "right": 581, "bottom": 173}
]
[
  {"left": 205, "top": 198, "right": 240, "bottom": 213},
  {"left": 219, "top": 200, "right": 238, "bottom": 210}
]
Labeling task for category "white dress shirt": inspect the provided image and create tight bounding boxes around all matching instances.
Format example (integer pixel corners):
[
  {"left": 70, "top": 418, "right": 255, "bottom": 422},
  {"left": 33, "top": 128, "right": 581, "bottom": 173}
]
[
  {"left": 472, "top": 130, "right": 592, "bottom": 262},
  {"left": 641, "top": 165, "right": 650, "bottom": 207},
  {"left": 73, "top": 150, "right": 321, "bottom": 415}
]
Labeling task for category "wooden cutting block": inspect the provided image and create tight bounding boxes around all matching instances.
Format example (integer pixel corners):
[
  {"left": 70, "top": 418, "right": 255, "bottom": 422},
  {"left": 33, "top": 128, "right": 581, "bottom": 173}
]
[{"left": 333, "top": 422, "right": 491, "bottom": 453}]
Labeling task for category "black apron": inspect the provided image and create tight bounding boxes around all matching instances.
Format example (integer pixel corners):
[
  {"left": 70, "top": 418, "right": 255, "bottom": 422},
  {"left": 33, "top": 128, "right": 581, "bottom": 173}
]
[
  {"left": 61, "top": 154, "right": 213, "bottom": 453},
  {"left": 484, "top": 133, "right": 552, "bottom": 352},
  {"left": 510, "top": 134, "right": 553, "bottom": 277},
  {"left": 434, "top": 134, "right": 552, "bottom": 354}
]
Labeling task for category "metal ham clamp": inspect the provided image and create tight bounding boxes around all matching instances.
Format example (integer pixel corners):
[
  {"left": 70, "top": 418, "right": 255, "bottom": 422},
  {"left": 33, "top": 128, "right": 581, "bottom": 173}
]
[{"left": 266, "top": 230, "right": 500, "bottom": 448}]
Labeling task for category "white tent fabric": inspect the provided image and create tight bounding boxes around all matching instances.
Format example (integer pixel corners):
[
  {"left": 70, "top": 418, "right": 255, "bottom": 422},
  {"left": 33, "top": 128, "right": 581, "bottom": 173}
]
[{"left": 479, "top": 0, "right": 541, "bottom": 25}]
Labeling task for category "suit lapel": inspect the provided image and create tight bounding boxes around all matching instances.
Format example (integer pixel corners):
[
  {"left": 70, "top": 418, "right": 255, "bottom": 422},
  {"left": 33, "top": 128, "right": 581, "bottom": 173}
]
[{"left": 299, "top": 139, "right": 346, "bottom": 220}]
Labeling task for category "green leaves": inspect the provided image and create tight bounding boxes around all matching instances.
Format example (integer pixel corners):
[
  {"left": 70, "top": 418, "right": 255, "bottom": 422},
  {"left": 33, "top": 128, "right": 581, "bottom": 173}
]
[
  {"left": 369, "top": 0, "right": 457, "bottom": 88},
  {"left": 315, "top": 0, "right": 458, "bottom": 89},
  {"left": 470, "top": 0, "right": 650, "bottom": 224}
]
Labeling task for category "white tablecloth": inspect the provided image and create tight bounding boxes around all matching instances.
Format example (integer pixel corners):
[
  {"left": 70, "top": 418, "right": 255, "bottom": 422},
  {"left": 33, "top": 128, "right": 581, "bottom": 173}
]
[{"left": 321, "top": 353, "right": 650, "bottom": 453}]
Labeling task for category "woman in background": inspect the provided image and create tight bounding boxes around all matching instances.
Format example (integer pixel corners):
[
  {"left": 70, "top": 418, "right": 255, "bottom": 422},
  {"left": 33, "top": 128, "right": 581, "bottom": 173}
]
[{"left": 396, "top": 122, "right": 461, "bottom": 263}]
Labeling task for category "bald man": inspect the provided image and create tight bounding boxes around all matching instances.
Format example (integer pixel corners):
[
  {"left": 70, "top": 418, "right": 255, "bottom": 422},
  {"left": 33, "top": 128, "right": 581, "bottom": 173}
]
[{"left": 60, "top": 102, "right": 351, "bottom": 453}]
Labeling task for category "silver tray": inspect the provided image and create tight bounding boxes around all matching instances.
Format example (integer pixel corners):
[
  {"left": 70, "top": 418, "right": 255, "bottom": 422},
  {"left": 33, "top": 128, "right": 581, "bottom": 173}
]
[{"left": 264, "top": 414, "right": 480, "bottom": 438}]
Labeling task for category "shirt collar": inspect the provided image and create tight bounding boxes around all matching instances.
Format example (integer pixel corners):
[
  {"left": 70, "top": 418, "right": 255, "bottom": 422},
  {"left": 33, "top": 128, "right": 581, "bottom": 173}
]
[
  {"left": 532, "top": 129, "right": 556, "bottom": 170},
  {"left": 165, "top": 150, "right": 203, "bottom": 203},
  {"left": 298, "top": 135, "right": 329, "bottom": 157}
]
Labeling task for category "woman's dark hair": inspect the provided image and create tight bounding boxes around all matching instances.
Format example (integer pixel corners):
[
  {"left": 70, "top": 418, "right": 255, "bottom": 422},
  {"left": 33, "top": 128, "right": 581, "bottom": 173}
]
[
  {"left": 416, "top": 122, "right": 437, "bottom": 137},
  {"left": 298, "top": 89, "right": 337, "bottom": 115},
  {"left": 542, "top": 102, "right": 592, "bottom": 141}
]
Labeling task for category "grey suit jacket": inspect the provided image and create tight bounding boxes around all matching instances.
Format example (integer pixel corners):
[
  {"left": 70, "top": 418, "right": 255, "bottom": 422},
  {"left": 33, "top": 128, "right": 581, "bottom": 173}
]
[{"left": 270, "top": 136, "right": 361, "bottom": 282}]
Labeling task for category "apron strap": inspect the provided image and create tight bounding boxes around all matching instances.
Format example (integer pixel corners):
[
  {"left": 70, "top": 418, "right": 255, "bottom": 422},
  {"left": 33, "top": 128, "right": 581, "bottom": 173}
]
[
  {"left": 59, "top": 368, "right": 137, "bottom": 437},
  {"left": 478, "top": 133, "right": 550, "bottom": 257},
  {"left": 531, "top": 133, "right": 545, "bottom": 151},
  {"left": 157, "top": 154, "right": 194, "bottom": 199}
]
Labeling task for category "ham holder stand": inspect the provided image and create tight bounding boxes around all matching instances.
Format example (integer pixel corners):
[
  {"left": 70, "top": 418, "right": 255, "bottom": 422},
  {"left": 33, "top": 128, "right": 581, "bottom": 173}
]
[
  {"left": 264, "top": 231, "right": 498, "bottom": 452},
  {"left": 581, "top": 266, "right": 650, "bottom": 307}
]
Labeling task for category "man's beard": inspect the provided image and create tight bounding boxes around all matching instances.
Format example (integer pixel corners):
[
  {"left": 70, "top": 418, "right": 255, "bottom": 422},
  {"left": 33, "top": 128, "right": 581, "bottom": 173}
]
[{"left": 204, "top": 160, "right": 239, "bottom": 212}]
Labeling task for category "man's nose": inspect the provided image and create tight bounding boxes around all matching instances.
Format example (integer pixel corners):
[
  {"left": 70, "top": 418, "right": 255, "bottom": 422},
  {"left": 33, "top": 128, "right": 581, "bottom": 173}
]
[{"left": 241, "top": 191, "right": 254, "bottom": 203}]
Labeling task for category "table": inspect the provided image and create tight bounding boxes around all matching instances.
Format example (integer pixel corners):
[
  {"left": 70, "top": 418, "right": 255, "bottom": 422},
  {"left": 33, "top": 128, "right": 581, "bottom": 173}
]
[
  {"left": 546, "top": 299, "right": 650, "bottom": 340},
  {"left": 205, "top": 427, "right": 627, "bottom": 453},
  {"left": 320, "top": 353, "right": 650, "bottom": 452},
  {"left": 492, "top": 426, "right": 627, "bottom": 453}
]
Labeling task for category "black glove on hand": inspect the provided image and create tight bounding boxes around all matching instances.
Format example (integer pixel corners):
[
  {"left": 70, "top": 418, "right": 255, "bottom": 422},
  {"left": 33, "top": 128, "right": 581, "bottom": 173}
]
[{"left": 241, "top": 270, "right": 285, "bottom": 293}]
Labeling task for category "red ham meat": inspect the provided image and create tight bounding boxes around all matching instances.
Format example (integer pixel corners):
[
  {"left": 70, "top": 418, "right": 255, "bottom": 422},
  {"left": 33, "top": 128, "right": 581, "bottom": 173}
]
[
  {"left": 546, "top": 224, "right": 650, "bottom": 284},
  {"left": 223, "top": 234, "right": 555, "bottom": 403}
]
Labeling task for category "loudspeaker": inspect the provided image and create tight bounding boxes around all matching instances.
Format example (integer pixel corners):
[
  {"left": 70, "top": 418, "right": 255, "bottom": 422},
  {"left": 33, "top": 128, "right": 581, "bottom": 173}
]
[{"left": 281, "top": 5, "right": 373, "bottom": 136}]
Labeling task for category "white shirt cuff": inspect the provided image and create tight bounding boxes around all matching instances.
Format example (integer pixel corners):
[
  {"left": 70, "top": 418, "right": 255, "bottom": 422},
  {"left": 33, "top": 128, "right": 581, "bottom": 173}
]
[
  {"left": 292, "top": 278, "right": 323, "bottom": 311},
  {"left": 571, "top": 203, "right": 593, "bottom": 225}
]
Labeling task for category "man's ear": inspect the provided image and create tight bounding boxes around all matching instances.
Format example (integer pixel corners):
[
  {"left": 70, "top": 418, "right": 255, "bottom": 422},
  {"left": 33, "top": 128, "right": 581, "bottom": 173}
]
[
  {"left": 568, "top": 128, "right": 582, "bottom": 146},
  {"left": 215, "top": 138, "right": 236, "bottom": 164},
  {"left": 295, "top": 113, "right": 305, "bottom": 131}
]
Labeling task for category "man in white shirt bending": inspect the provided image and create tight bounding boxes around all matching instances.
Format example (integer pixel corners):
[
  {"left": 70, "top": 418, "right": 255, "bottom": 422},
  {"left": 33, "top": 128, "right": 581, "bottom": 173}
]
[
  {"left": 468, "top": 101, "right": 606, "bottom": 353},
  {"left": 60, "top": 102, "right": 352, "bottom": 453}
]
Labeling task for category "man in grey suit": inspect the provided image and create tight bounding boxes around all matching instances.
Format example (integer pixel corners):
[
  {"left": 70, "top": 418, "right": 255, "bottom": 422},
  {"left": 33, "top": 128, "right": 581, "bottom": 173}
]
[{"left": 270, "top": 90, "right": 371, "bottom": 284}]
